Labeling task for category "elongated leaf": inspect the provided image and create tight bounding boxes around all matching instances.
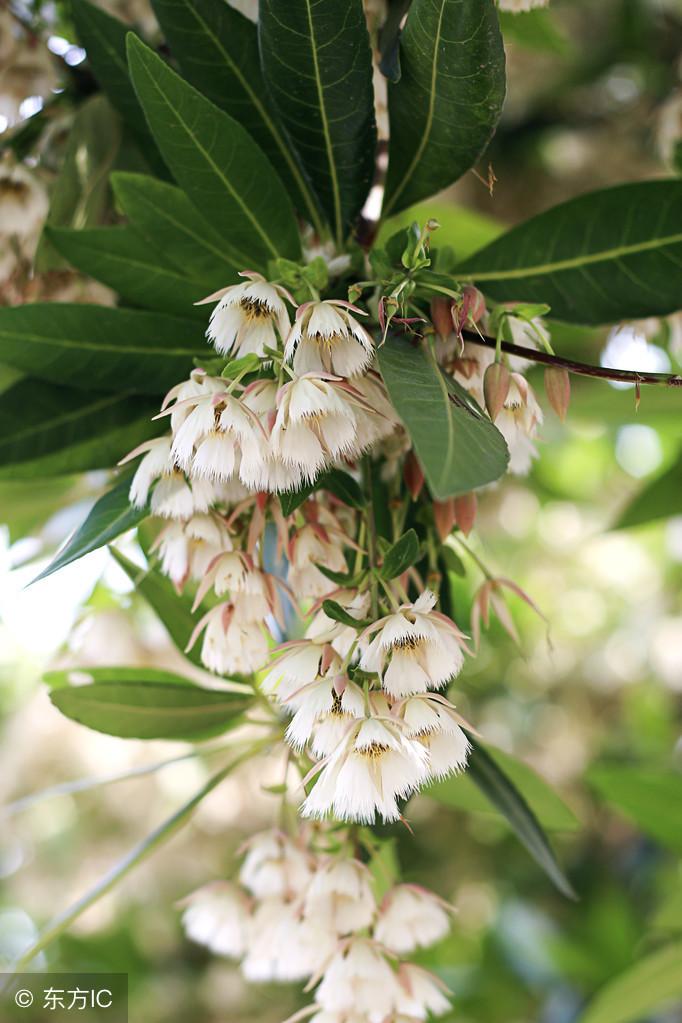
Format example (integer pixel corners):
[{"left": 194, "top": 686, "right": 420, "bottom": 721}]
[
  {"left": 457, "top": 181, "right": 682, "bottom": 324},
  {"left": 279, "top": 468, "right": 366, "bottom": 517},
  {"left": 47, "top": 226, "right": 207, "bottom": 319},
  {"left": 127, "top": 35, "right": 301, "bottom": 269},
  {"left": 36, "top": 95, "right": 122, "bottom": 272},
  {"left": 383, "top": 0, "right": 505, "bottom": 216},
  {"left": 32, "top": 474, "right": 146, "bottom": 584},
  {"left": 259, "top": 0, "right": 377, "bottom": 242},
  {"left": 321, "top": 599, "right": 371, "bottom": 629},
  {"left": 465, "top": 737, "right": 576, "bottom": 897},
  {"left": 588, "top": 764, "right": 682, "bottom": 853},
  {"left": 151, "top": 0, "right": 323, "bottom": 234},
  {"left": 578, "top": 942, "right": 682, "bottom": 1023},
  {"left": 111, "top": 172, "right": 238, "bottom": 287},
  {"left": 380, "top": 529, "right": 420, "bottom": 579},
  {"left": 72, "top": 0, "right": 165, "bottom": 174},
  {"left": 378, "top": 334, "right": 509, "bottom": 498},
  {"left": 50, "top": 680, "right": 250, "bottom": 740},
  {"left": 0, "top": 304, "right": 206, "bottom": 393},
  {"left": 0, "top": 380, "right": 158, "bottom": 470},
  {"left": 614, "top": 453, "right": 682, "bottom": 529},
  {"left": 110, "top": 548, "right": 203, "bottom": 667},
  {"left": 426, "top": 742, "right": 579, "bottom": 832},
  {"left": 44, "top": 666, "right": 196, "bottom": 688},
  {"left": 13, "top": 754, "right": 251, "bottom": 970}
]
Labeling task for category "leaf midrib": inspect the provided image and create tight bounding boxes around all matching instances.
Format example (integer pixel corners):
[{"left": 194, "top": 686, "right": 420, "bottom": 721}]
[
  {"left": 0, "top": 327, "right": 202, "bottom": 358},
  {"left": 1, "top": 393, "right": 126, "bottom": 446},
  {"left": 462, "top": 230, "right": 682, "bottom": 280}
]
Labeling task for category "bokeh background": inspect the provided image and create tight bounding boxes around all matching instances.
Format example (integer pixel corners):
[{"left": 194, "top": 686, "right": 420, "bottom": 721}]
[{"left": 1, "top": 1, "right": 682, "bottom": 1021}]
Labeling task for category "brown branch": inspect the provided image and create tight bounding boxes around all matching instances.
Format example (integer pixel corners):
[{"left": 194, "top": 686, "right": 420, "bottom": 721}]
[{"left": 461, "top": 329, "right": 682, "bottom": 388}]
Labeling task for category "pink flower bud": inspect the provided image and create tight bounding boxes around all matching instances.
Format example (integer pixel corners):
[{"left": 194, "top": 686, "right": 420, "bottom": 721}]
[
  {"left": 404, "top": 451, "right": 425, "bottom": 500},
  {"left": 544, "top": 367, "right": 571, "bottom": 421},
  {"left": 430, "top": 297, "right": 454, "bottom": 340},
  {"left": 434, "top": 498, "right": 457, "bottom": 541},
  {"left": 454, "top": 493, "right": 477, "bottom": 536},
  {"left": 461, "top": 286, "right": 486, "bottom": 325},
  {"left": 483, "top": 361, "right": 511, "bottom": 421}
]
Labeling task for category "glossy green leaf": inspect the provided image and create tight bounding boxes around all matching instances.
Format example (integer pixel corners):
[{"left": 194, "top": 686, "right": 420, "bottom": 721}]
[
  {"left": 110, "top": 548, "right": 203, "bottom": 667},
  {"left": 151, "top": 0, "right": 323, "bottom": 235},
  {"left": 111, "top": 171, "right": 238, "bottom": 288},
  {"left": 426, "top": 742, "right": 579, "bottom": 831},
  {"left": 72, "top": 0, "right": 165, "bottom": 172},
  {"left": 577, "top": 942, "right": 682, "bottom": 1023},
  {"left": 50, "top": 680, "right": 250, "bottom": 740},
  {"left": 464, "top": 737, "right": 576, "bottom": 897},
  {"left": 0, "top": 304, "right": 206, "bottom": 394},
  {"left": 279, "top": 468, "right": 366, "bottom": 517},
  {"left": 614, "top": 453, "right": 682, "bottom": 529},
  {"left": 588, "top": 764, "right": 682, "bottom": 853},
  {"left": 377, "top": 334, "right": 509, "bottom": 498},
  {"left": 380, "top": 528, "right": 420, "bottom": 579},
  {"left": 259, "top": 0, "right": 376, "bottom": 242},
  {"left": 36, "top": 95, "right": 122, "bottom": 272},
  {"left": 457, "top": 181, "right": 682, "bottom": 324},
  {"left": 0, "top": 380, "right": 159, "bottom": 472},
  {"left": 321, "top": 599, "right": 372, "bottom": 630},
  {"left": 383, "top": 0, "right": 506, "bottom": 216},
  {"left": 127, "top": 34, "right": 301, "bottom": 269},
  {"left": 32, "top": 474, "right": 147, "bottom": 584}
]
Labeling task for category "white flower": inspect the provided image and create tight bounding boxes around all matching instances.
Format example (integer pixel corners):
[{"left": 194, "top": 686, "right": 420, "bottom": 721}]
[
  {"left": 153, "top": 513, "right": 233, "bottom": 587},
  {"left": 301, "top": 711, "right": 429, "bottom": 824},
  {"left": 314, "top": 939, "right": 400, "bottom": 1019},
  {"left": 306, "top": 590, "right": 371, "bottom": 659},
  {"left": 395, "top": 963, "right": 451, "bottom": 1019},
  {"left": 180, "top": 881, "right": 250, "bottom": 958},
  {"left": 123, "top": 436, "right": 172, "bottom": 508},
  {"left": 374, "top": 884, "right": 451, "bottom": 954},
  {"left": 359, "top": 591, "right": 467, "bottom": 698},
  {"left": 190, "top": 603, "right": 270, "bottom": 674},
  {"left": 285, "top": 674, "right": 365, "bottom": 756},
  {"left": 498, "top": 0, "right": 548, "bottom": 10},
  {"left": 285, "top": 300, "right": 374, "bottom": 377},
  {"left": 170, "top": 389, "right": 263, "bottom": 483},
  {"left": 242, "top": 898, "right": 336, "bottom": 982},
  {"left": 351, "top": 371, "right": 402, "bottom": 450},
  {"left": 495, "top": 374, "right": 543, "bottom": 476},
  {"left": 304, "top": 859, "right": 376, "bottom": 935},
  {"left": 163, "top": 370, "right": 226, "bottom": 437},
  {"left": 202, "top": 272, "right": 292, "bottom": 358},
  {"left": 399, "top": 693, "right": 471, "bottom": 780},
  {"left": 287, "top": 515, "right": 351, "bottom": 598},
  {"left": 239, "top": 830, "right": 313, "bottom": 900},
  {"left": 261, "top": 641, "right": 329, "bottom": 703},
  {"left": 151, "top": 473, "right": 223, "bottom": 520}
]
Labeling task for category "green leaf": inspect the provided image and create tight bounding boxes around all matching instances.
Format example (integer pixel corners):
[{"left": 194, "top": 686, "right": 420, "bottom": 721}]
[
  {"left": 47, "top": 226, "right": 209, "bottom": 319},
  {"left": 110, "top": 548, "right": 204, "bottom": 667},
  {"left": 126, "top": 34, "right": 302, "bottom": 270},
  {"left": 613, "top": 453, "right": 682, "bottom": 529},
  {"left": 588, "top": 764, "right": 682, "bottom": 853},
  {"left": 0, "top": 380, "right": 159, "bottom": 472},
  {"left": 44, "top": 666, "right": 197, "bottom": 688},
  {"left": 32, "top": 474, "right": 147, "bottom": 584},
  {"left": 279, "top": 468, "right": 366, "bottom": 517},
  {"left": 321, "top": 599, "right": 372, "bottom": 630},
  {"left": 498, "top": 8, "right": 570, "bottom": 54},
  {"left": 50, "top": 680, "right": 250, "bottom": 740},
  {"left": 380, "top": 528, "right": 420, "bottom": 579},
  {"left": 377, "top": 334, "right": 509, "bottom": 498},
  {"left": 464, "top": 736, "right": 577, "bottom": 897},
  {"left": 577, "top": 942, "right": 682, "bottom": 1023},
  {"left": 72, "top": 0, "right": 165, "bottom": 173},
  {"left": 0, "top": 304, "right": 206, "bottom": 394},
  {"left": 111, "top": 171, "right": 238, "bottom": 288},
  {"left": 36, "top": 95, "right": 122, "bottom": 272},
  {"left": 383, "top": 0, "right": 506, "bottom": 216},
  {"left": 457, "top": 181, "right": 682, "bottom": 324},
  {"left": 426, "top": 742, "right": 579, "bottom": 832},
  {"left": 439, "top": 545, "right": 466, "bottom": 577},
  {"left": 151, "top": 0, "right": 324, "bottom": 235},
  {"left": 259, "top": 0, "right": 377, "bottom": 242}
]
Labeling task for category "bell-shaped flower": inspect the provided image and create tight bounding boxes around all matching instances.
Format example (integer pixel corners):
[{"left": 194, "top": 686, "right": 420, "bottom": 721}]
[
  {"left": 304, "top": 858, "right": 376, "bottom": 935},
  {"left": 284, "top": 300, "right": 374, "bottom": 377},
  {"left": 239, "top": 830, "right": 314, "bottom": 900},
  {"left": 201, "top": 272, "right": 293, "bottom": 358},
  {"left": 180, "top": 881, "right": 251, "bottom": 959},
  {"left": 374, "top": 884, "right": 452, "bottom": 954}
]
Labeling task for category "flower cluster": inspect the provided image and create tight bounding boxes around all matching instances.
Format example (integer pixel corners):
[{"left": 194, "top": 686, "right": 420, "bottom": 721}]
[{"left": 181, "top": 828, "right": 454, "bottom": 1022}]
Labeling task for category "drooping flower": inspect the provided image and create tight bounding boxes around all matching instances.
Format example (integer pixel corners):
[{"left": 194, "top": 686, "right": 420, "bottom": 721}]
[
  {"left": 153, "top": 513, "right": 233, "bottom": 588},
  {"left": 374, "top": 884, "right": 452, "bottom": 954},
  {"left": 261, "top": 640, "right": 330, "bottom": 704},
  {"left": 201, "top": 272, "right": 293, "bottom": 358},
  {"left": 287, "top": 509, "right": 352, "bottom": 599},
  {"left": 313, "top": 938, "right": 401, "bottom": 1020},
  {"left": 284, "top": 300, "right": 375, "bottom": 377},
  {"left": 239, "top": 830, "right": 314, "bottom": 900},
  {"left": 188, "top": 602, "right": 270, "bottom": 674},
  {"left": 306, "top": 590, "right": 371, "bottom": 659},
  {"left": 242, "top": 897, "right": 336, "bottom": 982},
  {"left": 395, "top": 963, "right": 452, "bottom": 1019},
  {"left": 304, "top": 858, "right": 376, "bottom": 935},
  {"left": 180, "top": 881, "right": 251, "bottom": 958},
  {"left": 494, "top": 373, "right": 543, "bottom": 476},
  {"left": 399, "top": 693, "right": 471, "bottom": 780},
  {"left": 170, "top": 387, "right": 264, "bottom": 484},
  {"left": 359, "top": 590, "right": 468, "bottom": 698},
  {"left": 284, "top": 672, "right": 365, "bottom": 757}
]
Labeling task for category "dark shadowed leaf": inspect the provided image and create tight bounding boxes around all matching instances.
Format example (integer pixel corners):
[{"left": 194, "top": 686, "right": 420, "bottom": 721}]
[
  {"left": 47, "top": 226, "right": 208, "bottom": 319},
  {"left": 32, "top": 474, "right": 147, "bottom": 584},
  {"left": 259, "top": 0, "right": 376, "bottom": 242},
  {"left": 127, "top": 35, "right": 301, "bottom": 269},
  {"left": 0, "top": 304, "right": 206, "bottom": 393},
  {"left": 377, "top": 334, "right": 509, "bottom": 498},
  {"left": 380, "top": 529, "right": 420, "bottom": 579},
  {"left": 613, "top": 453, "right": 682, "bottom": 530},
  {"left": 457, "top": 181, "right": 682, "bottom": 324},
  {"left": 383, "top": 0, "right": 505, "bottom": 215},
  {"left": 151, "top": 0, "right": 323, "bottom": 234},
  {"left": 111, "top": 172, "right": 238, "bottom": 288}
]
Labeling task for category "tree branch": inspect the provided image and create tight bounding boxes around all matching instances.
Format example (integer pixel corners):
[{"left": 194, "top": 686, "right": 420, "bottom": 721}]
[{"left": 461, "top": 329, "right": 682, "bottom": 388}]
